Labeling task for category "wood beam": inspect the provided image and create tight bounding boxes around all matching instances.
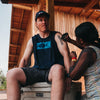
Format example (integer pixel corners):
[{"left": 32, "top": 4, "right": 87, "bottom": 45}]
[
  {"left": 9, "top": 62, "right": 17, "bottom": 64},
  {"left": 1, "top": 0, "right": 39, "bottom": 4},
  {"left": 19, "top": 9, "right": 24, "bottom": 30},
  {"left": 13, "top": 4, "right": 32, "bottom": 10},
  {"left": 83, "top": 0, "right": 99, "bottom": 12},
  {"left": 99, "top": 0, "right": 100, "bottom": 8},
  {"left": 38, "top": 0, "right": 45, "bottom": 11},
  {"left": 11, "top": 28, "right": 25, "bottom": 33},
  {"left": 10, "top": 44, "right": 21, "bottom": 48},
  {"left": 54, "top": 1, "right": 100, "bottom": 9},
  {"left": 54, "top": 1, "right": 85, "bottom": 8},
  {"left": 87, "top": 11, "right": 95, "bottom": 19},
  {"left": 9, "top": 54, "right": 19, "bottom": 57},
  {"left": 46, "top": 0, "right": 54, "bottom": 31},
  {"left": 80, "top": 0, "right": 99, "bottom": 16}
]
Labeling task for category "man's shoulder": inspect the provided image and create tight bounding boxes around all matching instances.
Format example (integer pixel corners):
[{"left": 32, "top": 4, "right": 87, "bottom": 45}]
[
  {"left": 32, "top": 34, "right": 39, "bottom": 39},
  {"left": 50, "top": 31, "right": 60, "bottom": 34},
  {"left": 31, "top": 34, "right": 39, "bottom": 44},
  {"left": 50, "top": 31, "right": 61, "bottom": 37}
]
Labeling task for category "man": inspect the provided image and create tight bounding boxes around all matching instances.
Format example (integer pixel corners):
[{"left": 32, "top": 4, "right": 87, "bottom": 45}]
[{"left": 7, "top": 11, "right": 70, "bottom": 100}]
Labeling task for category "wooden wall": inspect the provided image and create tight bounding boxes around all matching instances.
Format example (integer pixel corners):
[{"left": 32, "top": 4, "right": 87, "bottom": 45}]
[
  {"left": 55, "top": 10, "right": 100, "bottom": 57},
  {"left": 18, "top": 7, "right": 100, "bottom": 94},
  {"left": 18, "top": 8, "right": 34, "bottom": 65},
  {"left": 18, "top": 5, "right": 38, "bottom": 66},
  {"left": 54, "top": 10, "right": 100, "bottom": 93}
]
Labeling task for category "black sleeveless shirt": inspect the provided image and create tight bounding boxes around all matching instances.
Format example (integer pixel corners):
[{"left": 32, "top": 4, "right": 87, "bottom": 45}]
[{"left": 32, "top": 31, "right": 64, "bottom": 69}]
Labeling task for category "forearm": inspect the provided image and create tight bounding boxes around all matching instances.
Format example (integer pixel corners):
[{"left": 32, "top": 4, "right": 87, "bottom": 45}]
[
  {"left": 61, "top": 33, "right": 83, "bottom": 49},
  {"left": 19, "top": 58, "right": 28, "bottom": 68},
  {"left": 64, "top": 43, "right": 71, "bottom": 73},
  {"left": 68, "top": 39, "right": 83, "bottom": 49},
  {"left": 64, "top": 55, "right": 71, "bottom": 73}
]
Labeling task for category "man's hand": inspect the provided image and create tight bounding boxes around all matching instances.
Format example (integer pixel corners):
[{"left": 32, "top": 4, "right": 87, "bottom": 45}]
[{"left": 65, "top": 77, "right": 72, "bottom": 92}]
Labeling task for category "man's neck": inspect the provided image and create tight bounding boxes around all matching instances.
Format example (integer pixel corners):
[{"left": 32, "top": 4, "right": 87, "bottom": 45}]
[{"left": 39, "top": 30, "right": 50, "bottom": 38}]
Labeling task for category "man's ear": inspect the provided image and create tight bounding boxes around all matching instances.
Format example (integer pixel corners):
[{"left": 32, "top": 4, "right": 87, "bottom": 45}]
[
  {"left": 35, "top": 22, "right": 37, "bottom": 26},
  {"left": 35, "top": 22, "right": 38, "bottom": 29}
]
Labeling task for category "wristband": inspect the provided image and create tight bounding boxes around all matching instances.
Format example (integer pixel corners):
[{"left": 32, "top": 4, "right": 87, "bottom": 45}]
[{"left": 72, "top": 57, "right": 77, "bottom": 61}]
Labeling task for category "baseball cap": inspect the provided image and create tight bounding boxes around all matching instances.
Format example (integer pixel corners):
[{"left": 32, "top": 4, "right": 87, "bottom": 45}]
[{"left": 35, "top": 11, "right": 50, "bottom": 21}]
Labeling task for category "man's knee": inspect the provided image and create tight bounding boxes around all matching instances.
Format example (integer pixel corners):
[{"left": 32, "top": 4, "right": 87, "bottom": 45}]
[
  {"left": 7, "top": 68, "right": 24, "bottom": 81},
  {"left": 7, "top": 68, "right": 26, "bottom": 86},
  {"left": 49, "top": 64, "right": 65, "bottom": 81},
  {"left": 7, "top": 68, "right": 18, "bottom": 81}
]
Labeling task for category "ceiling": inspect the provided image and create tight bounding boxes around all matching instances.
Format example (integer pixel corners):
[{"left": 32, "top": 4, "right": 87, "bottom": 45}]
[{"left": 1, "top": 0, "right": 100, "bottom": 69}]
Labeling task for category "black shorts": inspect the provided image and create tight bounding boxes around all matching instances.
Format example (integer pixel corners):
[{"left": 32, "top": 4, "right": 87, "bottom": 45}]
[{"left": 21, "top": 67, "right": 50, "bottom": 87}]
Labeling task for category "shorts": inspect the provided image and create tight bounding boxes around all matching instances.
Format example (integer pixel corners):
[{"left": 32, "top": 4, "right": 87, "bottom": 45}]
[{"left": 21, "top": 67, "right": 50, "bottom": 87}]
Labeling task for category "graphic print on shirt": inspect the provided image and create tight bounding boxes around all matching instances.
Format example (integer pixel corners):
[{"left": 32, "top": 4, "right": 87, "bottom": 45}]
[{"left": 37, "top": 41, "right": 51, "bottom": 50}]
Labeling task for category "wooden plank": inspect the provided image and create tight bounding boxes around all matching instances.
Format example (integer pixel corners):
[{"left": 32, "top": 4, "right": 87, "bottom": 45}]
[
  {"left": 46, "top": 0, "right": 54, "bottom": 31},
  {"left": 54, "top": 1, "right": 100, "bottom": 9},
  {"left": 99, "top": 0, "right": 100, "bottom": 8},
  {"left": 54, "top": 1, "right": 86, "bottom": 8},
  {"left": 9, "top": 54, "right": 19, "bottom": 57},
  {"left": 87, "top": 10, "right": 95, "bottom": 19},
  {"left": 38, "top": 0, "right": 45, "bottom": 11},
  {"left": 96, "top": 16, "right": 100, "bottom": 20},
  {"left": 83, "top": 0, "right": 99, "bottom": 12},
  {"left": 13, "top": 4, "right": 32, "bottom": 10},
  {"left": 9, "top": 62, "right": 17, "bottom": 64},
  {"left": 1, "top": 0, "right": 39, "bottom": 4},
  {"left": 80, "top": 0, "right": 99, "bottom": 16},
  {"left": 10, "top": 44, "right": 21, "bottom": 48},
  {"left": 11, "top": 28, "right": 25, "bottom": 33}
]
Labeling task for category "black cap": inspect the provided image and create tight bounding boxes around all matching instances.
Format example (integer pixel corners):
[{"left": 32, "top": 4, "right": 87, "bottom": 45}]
[{"left": 35, "top": 11, "right": 50, "bottom": 21}]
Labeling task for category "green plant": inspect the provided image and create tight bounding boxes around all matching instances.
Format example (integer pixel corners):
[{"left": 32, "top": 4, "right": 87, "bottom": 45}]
[{"left": 0, "top": 76, "right": 6, "bottom": 89}]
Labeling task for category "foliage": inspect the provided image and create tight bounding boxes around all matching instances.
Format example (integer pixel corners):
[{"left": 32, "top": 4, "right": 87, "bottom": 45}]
[{"left": 0, "top": 76, "right": 6, "bottom": 89}]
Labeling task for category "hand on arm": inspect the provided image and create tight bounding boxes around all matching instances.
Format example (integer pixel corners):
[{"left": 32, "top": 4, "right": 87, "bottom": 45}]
[
  {"left": 19, "top": 38, "right": 33, "bottom": 68},
  {"left": 61, "top": 33, "right": 83, "bottom": 49}
]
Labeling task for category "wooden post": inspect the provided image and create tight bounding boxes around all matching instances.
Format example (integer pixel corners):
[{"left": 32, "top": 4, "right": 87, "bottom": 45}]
[
  {"left": 46, "top": 0, "right": 54, "bottom": 31},
  {"left": 80, "top": 0, "right": 99, "bottom": 16},
  {"left": 1, "top": 0, "right": 39, "bottom": 4},
  {"left": 38, "top": 0, "right": 45, "bottom": 11},
  {"left": 99, "top": 0, "right": 100, "bottom": 8}
]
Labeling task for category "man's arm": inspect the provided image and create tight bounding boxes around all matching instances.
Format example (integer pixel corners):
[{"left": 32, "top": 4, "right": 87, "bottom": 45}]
[
  {"left": 19, "top": 38, "right": 33, "bottom": 68},
  {"left": 55, "top": 33, "right": 71, "bottom": 73}
]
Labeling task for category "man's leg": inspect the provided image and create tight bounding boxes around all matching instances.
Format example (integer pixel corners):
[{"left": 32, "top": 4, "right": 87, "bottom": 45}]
[
  {"left": 48, "top": 64, "right": 65, "bottom": 100},
  {"left": 6, "top": 68, "right": 26, "bottom": 100}
]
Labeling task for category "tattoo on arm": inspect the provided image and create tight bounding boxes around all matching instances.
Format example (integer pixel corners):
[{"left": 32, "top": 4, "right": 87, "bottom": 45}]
[{"left": 57, "top": 35, "right": 63, "bottom": 45}]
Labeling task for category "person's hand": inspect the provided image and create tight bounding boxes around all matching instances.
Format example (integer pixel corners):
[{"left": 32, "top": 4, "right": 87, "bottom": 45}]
[
  {"left": 61, "top": 33, "right": 71, "bottom": 42},
  {"left": 65, "top": 77, "right": 72, "bottom": 92}
]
